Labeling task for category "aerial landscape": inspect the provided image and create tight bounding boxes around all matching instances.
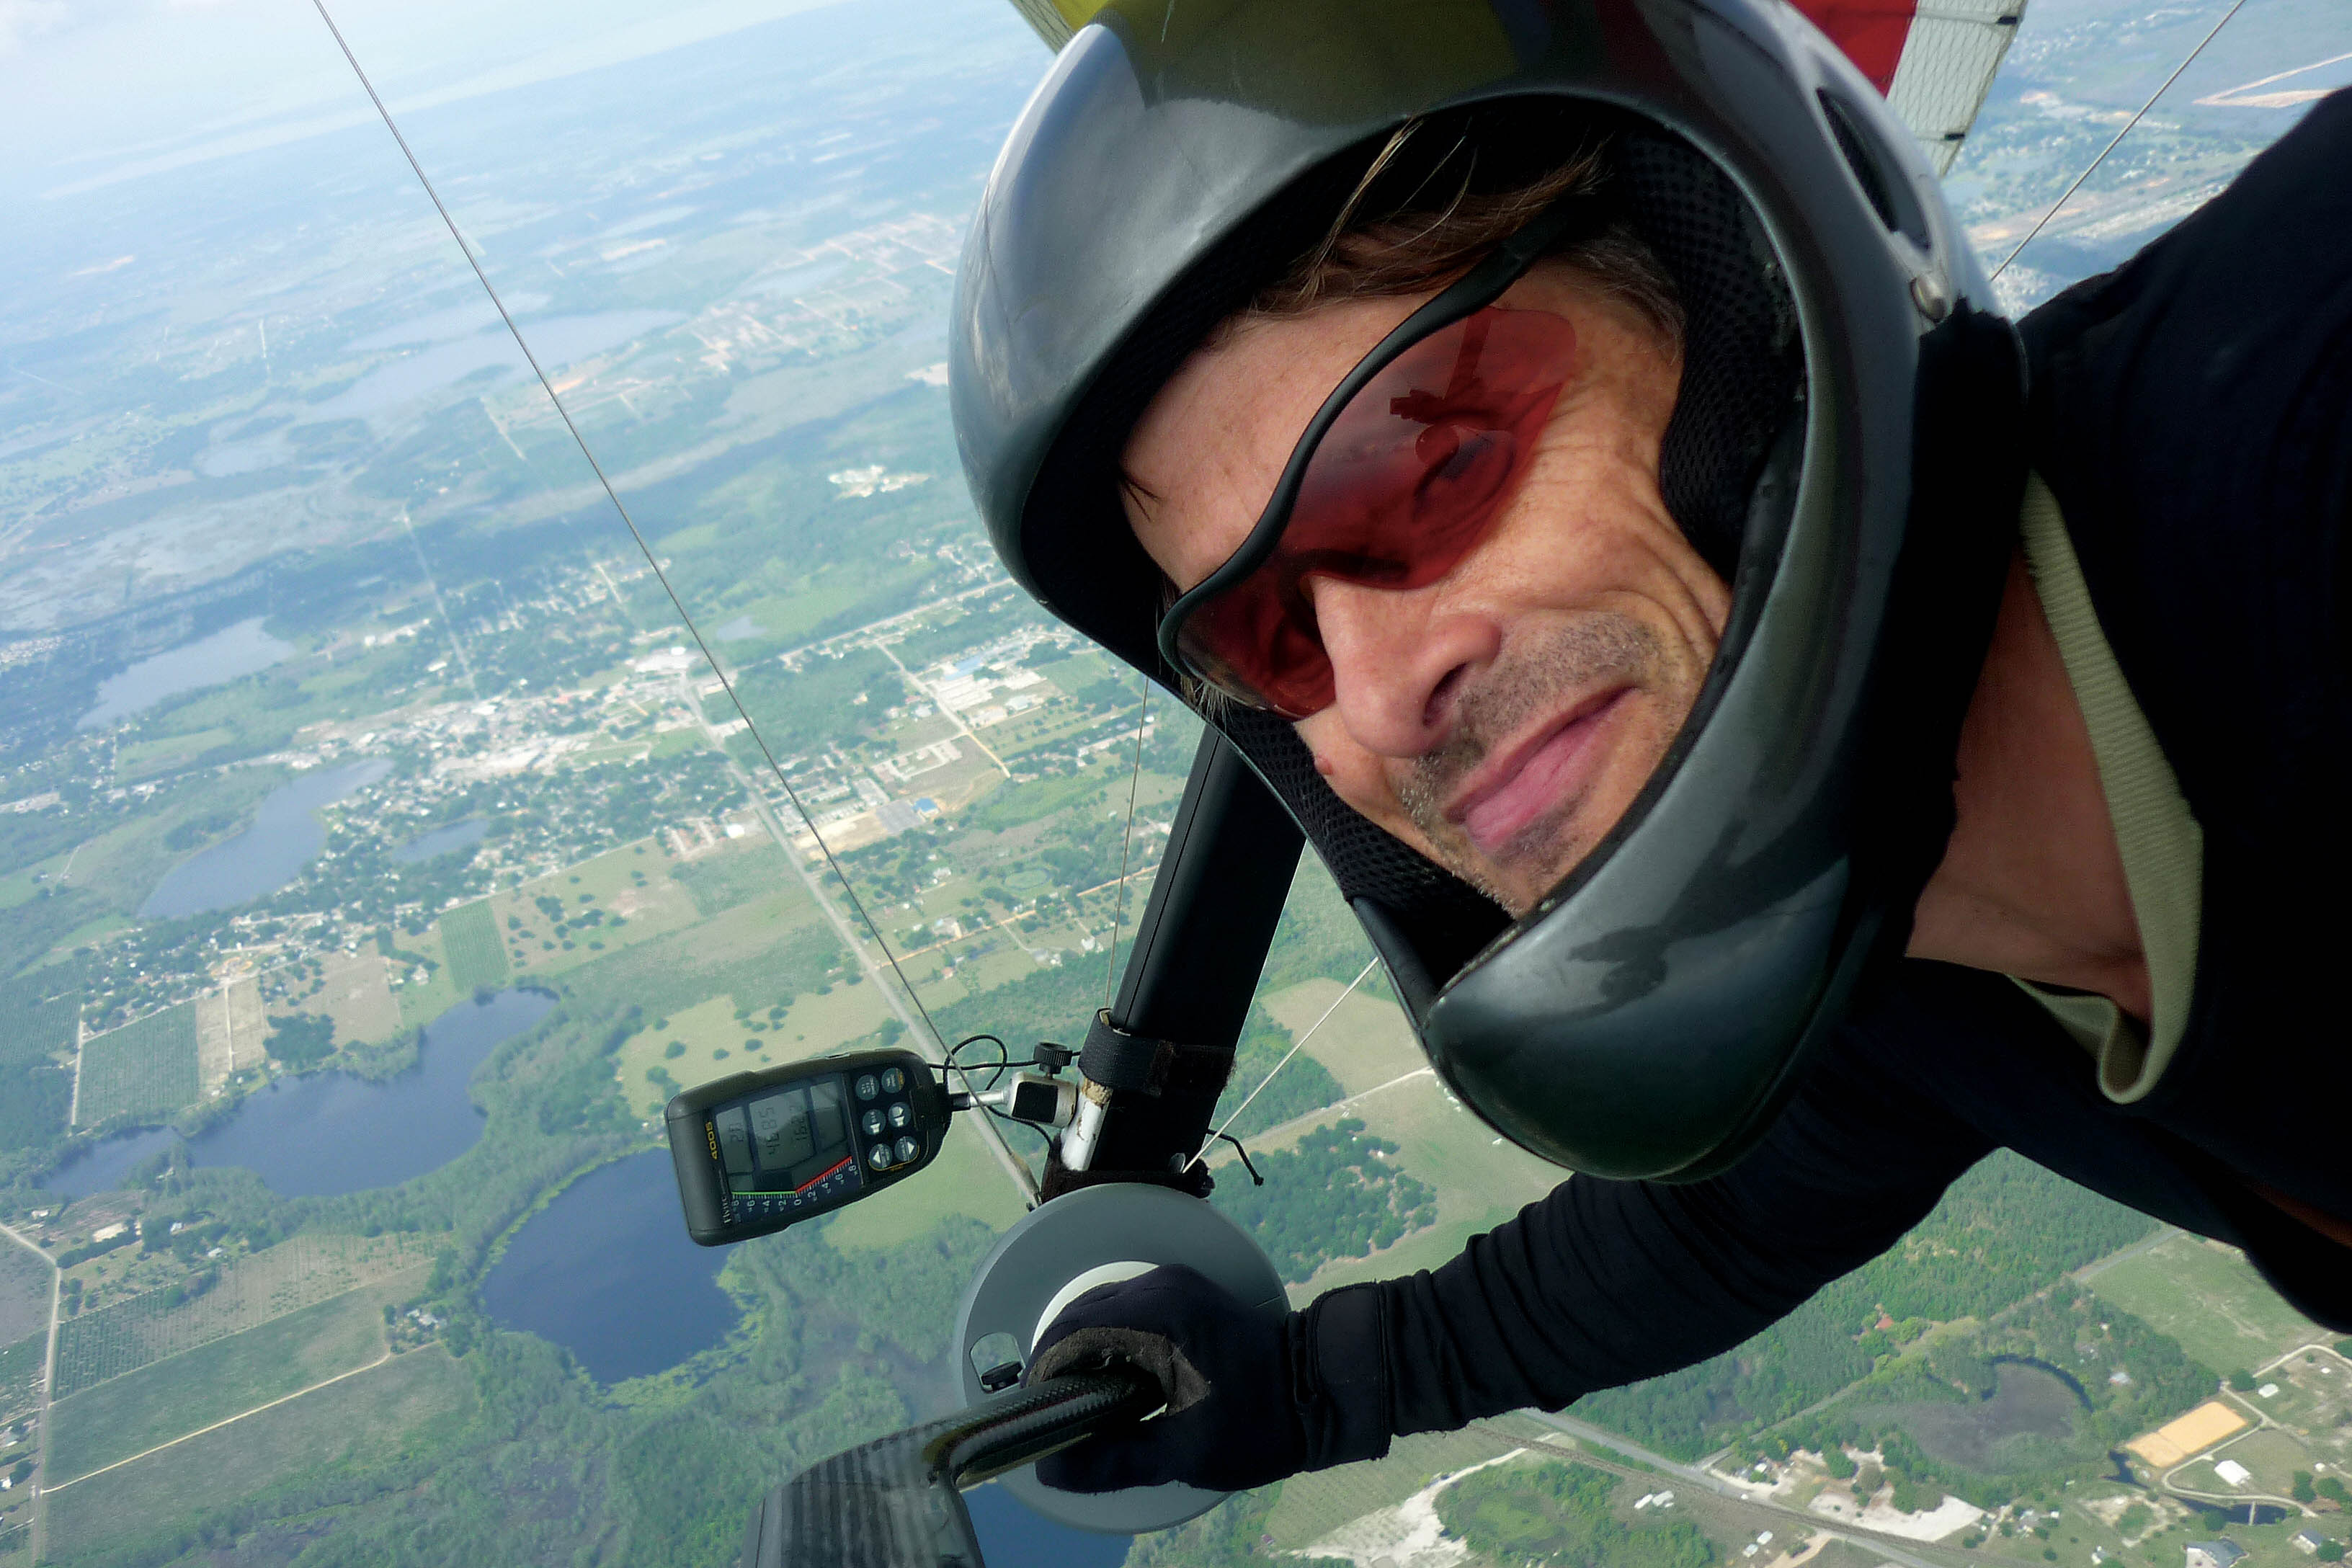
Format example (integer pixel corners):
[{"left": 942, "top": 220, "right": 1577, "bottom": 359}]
[{"left": 0, "top": 0, "right": 2348, "bottom": 1564}]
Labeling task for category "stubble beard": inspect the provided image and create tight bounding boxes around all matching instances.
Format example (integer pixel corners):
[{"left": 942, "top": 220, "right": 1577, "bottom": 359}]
[{"left": 1395, "top": 615, "right": 1675, "bottom": 915}]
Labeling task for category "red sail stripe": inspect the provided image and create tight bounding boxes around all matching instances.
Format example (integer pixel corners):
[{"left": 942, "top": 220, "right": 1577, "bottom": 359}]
[{"left": 1786, "top": 0, "right": 1922, "bottom": 94}]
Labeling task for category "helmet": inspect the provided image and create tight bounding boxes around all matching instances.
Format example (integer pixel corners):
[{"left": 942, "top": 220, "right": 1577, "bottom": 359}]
[{"left": 950, "top": 0, "right": 2026, "bottom": 1182}]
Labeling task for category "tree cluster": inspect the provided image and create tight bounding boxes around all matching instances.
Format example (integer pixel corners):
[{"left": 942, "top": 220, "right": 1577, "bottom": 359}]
[
  {"left": 1212, "top": 1118, "right": 1436, "bottom": 1284},
  {"left": 1438, "top": 1459, "right": 1716, "bottom": 1568},
  {"left": 1574, "top": 1152, "right": 2162, "bottom": 1459},
  {"left": 264, "top": 1012, "right": 336, "bottom": 1069}
]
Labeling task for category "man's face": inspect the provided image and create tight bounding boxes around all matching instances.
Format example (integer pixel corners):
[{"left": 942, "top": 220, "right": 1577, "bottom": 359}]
[{"left": 1122, "top": 267, "right": 1729, "bottom": 916}]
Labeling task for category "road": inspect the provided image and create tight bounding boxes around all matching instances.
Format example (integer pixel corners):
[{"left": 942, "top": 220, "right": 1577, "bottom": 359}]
[
  {"left": 0, "top": 1219, "right": 59, "bottom": 1564},
  {"left": 875, "top": 641, "right": 1011, "bottom": 778},
  {"left": 1197, "top": 1067, "right": 1435, "bottom": 1172},
  {"left": 768, "top": 573, "right": 1013, "bottom": 668},
  {"left": 1521, "top": 1409, "right": 1977, "bottom": 1568},
  {"left": 2074, "top": 1225, "right": 2180, "bottom": 1281},
  {"left": 43, "top": 1353, "right": 395, "bottom": 1495},
  {"left": 2154, "top": 1347, "right": 2348, "bottom": 1517}
]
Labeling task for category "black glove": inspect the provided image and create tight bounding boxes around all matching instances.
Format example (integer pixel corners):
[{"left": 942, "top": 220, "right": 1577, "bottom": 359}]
[{"left": 1025, "top": 1265, "right": 1394, "bottom": 1494}]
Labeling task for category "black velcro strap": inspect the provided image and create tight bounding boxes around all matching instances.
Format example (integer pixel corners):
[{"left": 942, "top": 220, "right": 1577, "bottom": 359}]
[
  {"left": 1079, "top": 1010, "right": 1175, "bottom": 1094},
  {"left": 1079, "top": 1010, "right": 1234, "bottom": 1099},
  {"left": 1038, "top": 1144, "right": 1214, "bottom": 1203}
]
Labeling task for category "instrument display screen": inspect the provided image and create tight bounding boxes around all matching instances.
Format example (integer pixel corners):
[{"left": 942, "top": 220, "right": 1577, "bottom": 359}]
[
  {"left": 667, "top": 1048, "right": 938, "bottom": 1244},
  {"left": 713, "top": 1074, "right": 862, "bottom": 1200}
]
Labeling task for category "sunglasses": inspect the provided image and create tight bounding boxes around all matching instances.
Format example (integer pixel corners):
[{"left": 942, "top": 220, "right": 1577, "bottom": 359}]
[{"left": 1157, "top": 191, "right": 1610, "bottom": 720}]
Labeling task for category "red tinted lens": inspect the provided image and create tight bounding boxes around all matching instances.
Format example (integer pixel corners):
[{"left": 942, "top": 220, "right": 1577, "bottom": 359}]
[{"left": 1178, "top": 306, "right": 1578, "bottom": 717}]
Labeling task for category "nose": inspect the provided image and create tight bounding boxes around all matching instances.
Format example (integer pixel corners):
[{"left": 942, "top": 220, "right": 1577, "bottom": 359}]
[{"left": 1309, "top": 576, "right": 1500, "bottom": 757}]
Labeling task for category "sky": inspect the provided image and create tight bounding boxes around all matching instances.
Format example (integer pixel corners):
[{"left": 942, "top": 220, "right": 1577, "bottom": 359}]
[{"left": 0, "top": 0, "right": 853, "bottom": 199}]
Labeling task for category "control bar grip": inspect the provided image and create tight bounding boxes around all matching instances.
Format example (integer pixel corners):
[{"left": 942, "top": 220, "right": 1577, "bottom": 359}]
[
  {"left": 739, "top": 1369, "right": 1157, "bottom": 1568},
  {"left": 940, "top": 1367, "right": 1158, "bottom": 1487}
]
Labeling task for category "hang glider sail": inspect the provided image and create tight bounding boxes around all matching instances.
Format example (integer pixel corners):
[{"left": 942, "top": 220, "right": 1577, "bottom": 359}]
[
  {"left": 1789, "top": 0, "right": 2027, "bottom": 172},
  {"left": 1002, "top": 0, "right": 2025, "bottom": 177}
]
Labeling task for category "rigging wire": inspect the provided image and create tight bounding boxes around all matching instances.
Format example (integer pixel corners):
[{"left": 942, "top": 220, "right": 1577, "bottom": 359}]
[
  {"left": 305, "top": 0, "right": 1035, "bottom": 1193},
  {"left": 1102, "top": 673, "right": 1152, "bottom": 1010},
  {"left": 1185, "top": 958, "right": 1380, "bottom": 1175},
  {"left": 1989, "top": 0, "right": 2249, "bottom": 283},
  {"left": 308, "top": 0, "right": 931, "bottom": 1034}
]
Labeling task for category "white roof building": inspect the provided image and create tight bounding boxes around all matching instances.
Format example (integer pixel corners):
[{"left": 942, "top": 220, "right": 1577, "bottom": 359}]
[{"left": 2187, "top": 1539, "right": 2248, "bottom": 1568}]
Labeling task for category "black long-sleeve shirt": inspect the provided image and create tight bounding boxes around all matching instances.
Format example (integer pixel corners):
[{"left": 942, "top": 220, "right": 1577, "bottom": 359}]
[{"left": 1296, "top": 88, "right": 2352, "bottom": 1466}]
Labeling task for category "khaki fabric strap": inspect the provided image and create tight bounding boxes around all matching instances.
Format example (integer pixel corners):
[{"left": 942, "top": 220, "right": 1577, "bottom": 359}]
[{"left": 2010, "top": 474, "right": 2205, "bottom": 1102}]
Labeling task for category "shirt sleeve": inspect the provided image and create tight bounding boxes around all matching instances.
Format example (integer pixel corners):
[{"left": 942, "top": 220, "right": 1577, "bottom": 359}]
[
  {"left": 1291, "top": 963, "right": 2002, "bottom": 1456},
  {"left": 2019, "top": 87, "right": 2352, "bottom": 830}
]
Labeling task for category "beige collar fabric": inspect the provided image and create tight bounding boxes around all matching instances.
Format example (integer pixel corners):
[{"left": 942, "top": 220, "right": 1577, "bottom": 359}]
[{"left": 2008, "top": 474, "right": 2206, "bottom": 1102}]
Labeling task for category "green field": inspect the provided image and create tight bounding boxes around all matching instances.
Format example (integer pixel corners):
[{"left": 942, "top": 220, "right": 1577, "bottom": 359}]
[
  {"left": 491, "top": 839, "right": 713, "bottom": 983},
  {"left": 821, "top": 1116, "right": 1026, "bottom": 1250},
  {"left": 44, "top": 1345, "right": 476, "bottom": 1556},
  {"left": 52, "top": 1233, "right": 435, "bottom": 1398},
  {"left": 68, "top": 768, "right": 283, "bottom": 917},
  {"left": 0, "top": 971, "right": 77, "bottom": 1047},
  {"left": 611, "top": 975, "right": 893, "bottom": 1118},
  {"left": 2086, "top": 1231, "right": 2326, "bottom": 1375},
  {"left": 437, "top": 898, "right": 510, "bottom": 992},
  {"left": 0, "top": 1333, "right": 40, "bottom": 1421},
  {"left": 955, "top": 772, "right": 1102, "bottom": 832},
  {"left": 115, "top": 725, "right": 237, "bottom": 780},
  {"left": 46, "top": 1280, "right": 402, "bottom": 1480},
  {"left": 1237, "top": 1069, "right": 1561, "bottom": 1304},
  {"left": 75, "top": 1001, "right": 198, "bottom": 1125},
  {"left": 1262, "top": 1424, "right": 1524, "bottom": 1551}
]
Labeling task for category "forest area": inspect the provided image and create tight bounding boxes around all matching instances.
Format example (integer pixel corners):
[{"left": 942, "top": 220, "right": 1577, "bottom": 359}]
[
  {"left": 1439, "top": 1459, "right": 1717, "bottom": 1568},
  {"left": 1728, "top": 1283, "right": 2217, "bottom": 1517},
  {"left": 1573, "top": 1154, "right": 2162, "bottom": 1459}
]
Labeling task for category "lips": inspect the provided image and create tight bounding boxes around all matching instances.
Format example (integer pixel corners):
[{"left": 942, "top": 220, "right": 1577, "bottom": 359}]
[{"left": 1447, "top": 687, "right": 1631, "bottom": 856}]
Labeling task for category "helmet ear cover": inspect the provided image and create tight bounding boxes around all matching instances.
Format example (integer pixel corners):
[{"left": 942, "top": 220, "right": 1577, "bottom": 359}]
[{"left": 1023, "top": 100, "right": 1809, "bottom": 997}]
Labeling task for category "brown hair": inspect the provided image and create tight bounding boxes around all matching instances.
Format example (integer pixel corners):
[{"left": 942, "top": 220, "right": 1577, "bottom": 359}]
[
  {"left": 1152, "top": 122, "right": 1682, "bottom": 717},
  {"left": 1229, "top": 123, "right": 1682, "bottom": 344}
]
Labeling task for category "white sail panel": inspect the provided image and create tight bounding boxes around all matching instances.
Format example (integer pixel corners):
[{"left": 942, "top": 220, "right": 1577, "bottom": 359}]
[{"left": 1885, "top": 1, "right": 2028, "bottom": 173}]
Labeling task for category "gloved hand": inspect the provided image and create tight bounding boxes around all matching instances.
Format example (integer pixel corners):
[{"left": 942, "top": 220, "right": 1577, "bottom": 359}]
[{"left": 1024, "top": 1263, "right": 1305, "bottom": 1494}]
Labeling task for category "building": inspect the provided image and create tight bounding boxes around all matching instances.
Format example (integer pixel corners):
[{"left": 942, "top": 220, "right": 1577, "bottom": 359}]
[
  {"left": 2292, "top": 1532, "right": 2329, "bottom": 1556},
  {"left": 2215, "top": 1460, "right": 2255, "bottom": 1487},
  {"left": 2187, "top": 1540, "right": 2248, "bottom": 1568}
]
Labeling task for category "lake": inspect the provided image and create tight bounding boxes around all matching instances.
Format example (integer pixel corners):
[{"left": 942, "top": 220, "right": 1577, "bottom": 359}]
[
  {"left": 139, "top": 758, "right": 391, "bottom": 920},
  {"left": 78, "top": 617, "right": 293, "bottom": 730},
  {"left": 43, "top": 988, "right": 553, "bottom": 1198},
  {"left": 392, "top": 818, "right": 489, "bottom": 863},
  {"left": 1866, "top": 1359, "right": 2088, "bottom": 1474},
  {"left": 479, "top": 1149, "right": 736, "bottom": 1384},
  {"left": 475, "top": 1164, "right": 1136, "bottom": 1564},
  {"left": 966, "top": 1484, "right": 1131, "bottom": 1568},
  {"left": 308, "top": 310, "right": 683, "bottom": 420}
]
